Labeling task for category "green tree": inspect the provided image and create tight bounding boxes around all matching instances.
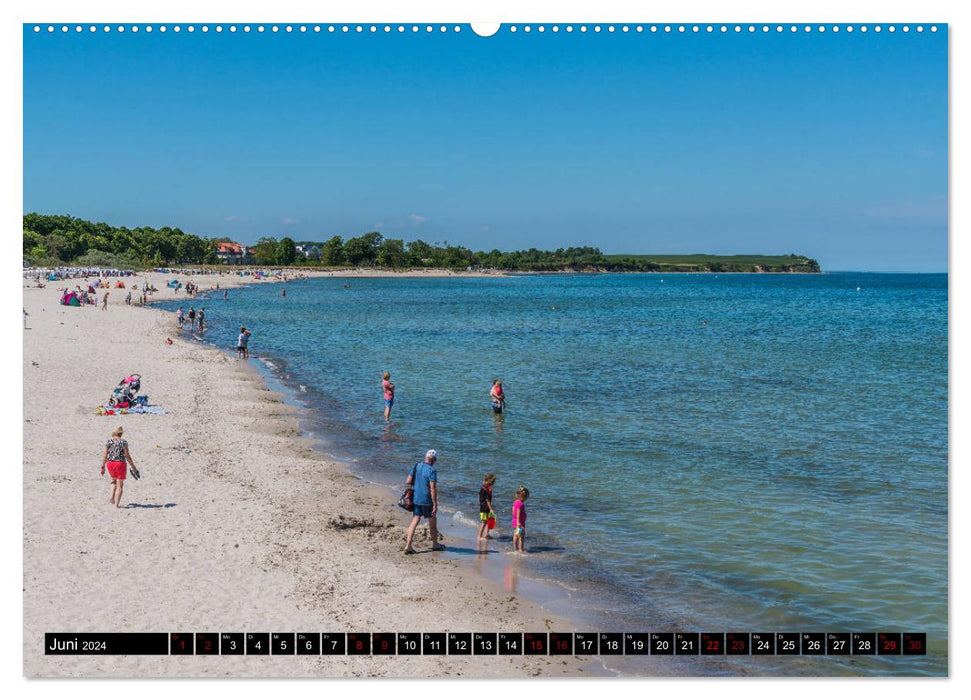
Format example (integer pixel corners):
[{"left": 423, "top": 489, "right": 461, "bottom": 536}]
[
  {"left": 406, "top": 239, "right": 435, "bottom": 266},
  {"left": 343, "top": 231, "right": 383, "bottom": 266},
  {"left": 41, "top": 232, "right": 72, "bottom": 261},
  {"left": 377, "top": 238, "right": 407, "bottom": 268},
  {"left": 277, "top": 237, "right": 297, "bottom": 265},
  {"left": 252, "top": 237, "right": 280, "bottom": 266},
  {"left": 203, "top": 240, "right": 220, "bottom": 265},
  {"left": 74, "top": 249, "right": 139, "bottom": 268},
  {"left": 176, "top": 235, "right": 206, "bottom": 264},
  {"left": 321, "top": 236, "right": 345, "bottom": 266},
  {"left": 443, "top": 245, "right": 474, "bottom": 269},
  {"left": 23, "top": 229, "right": 40, "bottom": 256}
]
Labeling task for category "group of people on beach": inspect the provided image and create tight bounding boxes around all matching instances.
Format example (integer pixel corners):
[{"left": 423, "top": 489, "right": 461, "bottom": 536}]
[
  {"left": 389, "top": 371, "right": 526, "bottom": 554},
  {"left": 403, "top": 451, "right": 531, "bottom": 555},
  {"left": 57, "top": 278, "right": 154, "bottom": 309},
  {"left": 97, "top": 280, "right": 526, "bottom": 556},
  {"left": 480, "top": 476, "right": 531, "bottom": 554},
  {"left": 27, "top": 266, "right": 135, "bottom": 281},
  {"left": 380, "top": 374, "right": 529, "bottom": 554},
  {"left": 178, "top": 281, "right": 200, "bottom": 296},
  {"left": 477, "top": 474, "right": 529, "bottom": 552},
  {"left": 176, "top": 306, "right": 206, "bottom": 332}
]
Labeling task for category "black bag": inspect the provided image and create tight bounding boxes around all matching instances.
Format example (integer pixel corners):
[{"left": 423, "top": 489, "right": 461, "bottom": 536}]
[
  {"left": 397, "top": 487, "right": 414, "bottom": 511},
  {"left": 397, "top": 464, "right": 418, "bottom": 511}
]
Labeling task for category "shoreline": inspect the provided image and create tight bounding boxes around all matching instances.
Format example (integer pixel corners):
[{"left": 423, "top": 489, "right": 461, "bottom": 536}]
[
  {"left": 22, "top": 269, "right": 590, "bottom": 678},
  {"left": 247, "top": 350, "right": 614, "bottom": 630},
  {"left": 146, "top": 275, "right": 747, "bottom": 678}
]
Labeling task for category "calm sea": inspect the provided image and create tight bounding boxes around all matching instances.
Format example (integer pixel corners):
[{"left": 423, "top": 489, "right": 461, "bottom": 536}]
[{"left": 158, "top": 272, "right": 947, "bottom": 676}]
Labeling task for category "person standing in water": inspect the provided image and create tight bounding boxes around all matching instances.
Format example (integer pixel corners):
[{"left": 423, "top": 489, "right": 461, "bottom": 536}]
[
  {"left": 197, "top": 308, "right": 206, "bottom": 332},
  {"left": 188, "top": 307, "right": 196, "bottom": 331},
  {"left": 237, "top": 326, "right": 251, "bottom": 359},
  {"left": 382, "top": 371, "right": 395, "bottom": 422},
  {"left": 490, "top": 379, "right": 505, "bottom": 413},
  {"left": 512, "top": 486, "right": 529, "bottom": 553},
  {"left": 477, "top": 473, "right": 497, "bottom": 541}
]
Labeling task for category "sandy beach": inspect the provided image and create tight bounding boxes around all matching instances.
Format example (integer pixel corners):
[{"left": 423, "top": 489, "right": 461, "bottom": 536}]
[{"left": 22, "top": 268, "right": 577, "bottom": 678}]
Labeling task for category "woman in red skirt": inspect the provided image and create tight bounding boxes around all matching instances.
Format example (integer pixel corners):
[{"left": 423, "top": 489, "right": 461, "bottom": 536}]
[{"left": 100, "top": 425, "right": 140, "bottom": 507}]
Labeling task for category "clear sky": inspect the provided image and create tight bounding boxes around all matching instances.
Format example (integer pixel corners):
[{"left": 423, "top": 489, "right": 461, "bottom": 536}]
[{"left": 23, "top": 23, "right": 947, "bottom": 271}]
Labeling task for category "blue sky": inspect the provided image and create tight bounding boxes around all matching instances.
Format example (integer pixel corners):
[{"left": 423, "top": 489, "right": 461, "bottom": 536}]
[{"left": 23, "top": 24, "right": 947, "bottom": 271}]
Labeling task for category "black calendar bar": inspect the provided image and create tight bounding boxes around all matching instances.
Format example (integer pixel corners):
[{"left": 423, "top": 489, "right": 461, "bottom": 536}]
[
  {"left": 43, "top": 632, "right": 927, "bottom": 655},
  {"left": 45, "top": 633, "right": 169, "bottom": 655}
]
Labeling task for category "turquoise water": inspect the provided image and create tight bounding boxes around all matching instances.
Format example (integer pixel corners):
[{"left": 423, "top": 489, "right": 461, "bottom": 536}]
[{"left": 159, "top": 272, "right": 947, "bottom": 675}]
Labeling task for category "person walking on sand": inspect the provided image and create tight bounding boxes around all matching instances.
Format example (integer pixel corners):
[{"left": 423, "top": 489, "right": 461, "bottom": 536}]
[
  {"left": 382, "top": 371, "right": 395, "bottom": 422},
  {"left": 188, "top": 307, "right": 196, "bottom": 331},
  {"left": 404, "top": 450, "right": 445, "bottom": 554},
  {"left": 100, "top": 425, "right": 140, "bottom": 508},
  {"left": 125, "top": 290, "right": 132, "bottom": 306},
  {"left": 512, "top": 486, "right": 529, "bottom": 553},
  {"left": 237, "top": 326, "right": 251, "bottom": 359},
  {"left": 478, "top": 473, "right": 497, "bottom": 540},
  {"left": 101, "top": 292, "right": 109, "bottom": 311},
  {"left": 490, "top": 379, "right": 505, "bottom": 413}
]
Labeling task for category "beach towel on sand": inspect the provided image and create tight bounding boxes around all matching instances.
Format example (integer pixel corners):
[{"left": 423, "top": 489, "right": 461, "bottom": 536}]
[{"left": 96, "top": 404, "right": 167, "bottom": 416}]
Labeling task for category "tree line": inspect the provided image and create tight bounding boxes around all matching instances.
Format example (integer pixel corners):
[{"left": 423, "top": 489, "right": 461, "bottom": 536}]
[
  {"left": 23, "top": 213, "right": 216, "bottom": 269},
  {"left": 23, "top": 213, "right": 820, "bottom": 273}
]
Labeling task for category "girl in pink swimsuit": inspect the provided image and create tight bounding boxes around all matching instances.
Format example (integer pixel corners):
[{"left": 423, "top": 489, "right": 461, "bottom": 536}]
[{"left": 512, "top": 486, "right": 529, "bottom": 553}]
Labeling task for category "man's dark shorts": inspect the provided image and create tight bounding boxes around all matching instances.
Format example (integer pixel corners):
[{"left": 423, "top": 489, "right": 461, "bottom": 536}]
[{"left": 413, "top": 504, "right": 434, "bottom": 518}]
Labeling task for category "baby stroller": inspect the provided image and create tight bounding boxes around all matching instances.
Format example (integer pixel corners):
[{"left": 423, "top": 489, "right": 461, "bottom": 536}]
[{"left": 108, "top": 374, "right": 141, "bottom": 408}]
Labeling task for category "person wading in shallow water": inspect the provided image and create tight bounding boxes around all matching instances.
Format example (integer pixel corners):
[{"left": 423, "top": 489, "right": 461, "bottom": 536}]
[
  {"left": 237, "top": 326, "right": 251, "bottom": 359},
  {"left": 404, "top": 450, "right": 445, "bottom": 554},
  {"left": 382, "top": 371, "right": 395, "bottom": 422},
  {"left": 490, "top": 379, "right": 505, "bottom": 413}
]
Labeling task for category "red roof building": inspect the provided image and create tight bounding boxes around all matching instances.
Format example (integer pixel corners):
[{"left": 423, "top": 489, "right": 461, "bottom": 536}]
[{"left": 215, "top": 242, "right": 251, "bottom": 264}]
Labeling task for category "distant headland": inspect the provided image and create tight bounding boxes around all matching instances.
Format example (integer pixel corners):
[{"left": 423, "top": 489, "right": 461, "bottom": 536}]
[{"left": 23, "top": 213, "right": 821, "bottom": 273}]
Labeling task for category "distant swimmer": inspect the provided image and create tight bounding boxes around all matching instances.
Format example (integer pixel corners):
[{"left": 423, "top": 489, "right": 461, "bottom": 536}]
[
  {"left": 702, "top": 320, "right": 707, "bottom": 326},
  {"left": 282, "top": 287, "right": 286, "bottom": 297},
  {"left": 490, "top": 379, "right": 506, "bottom": 414},
  {"left": 856, "top": 287, "right": 861, "bottom": 292}
]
